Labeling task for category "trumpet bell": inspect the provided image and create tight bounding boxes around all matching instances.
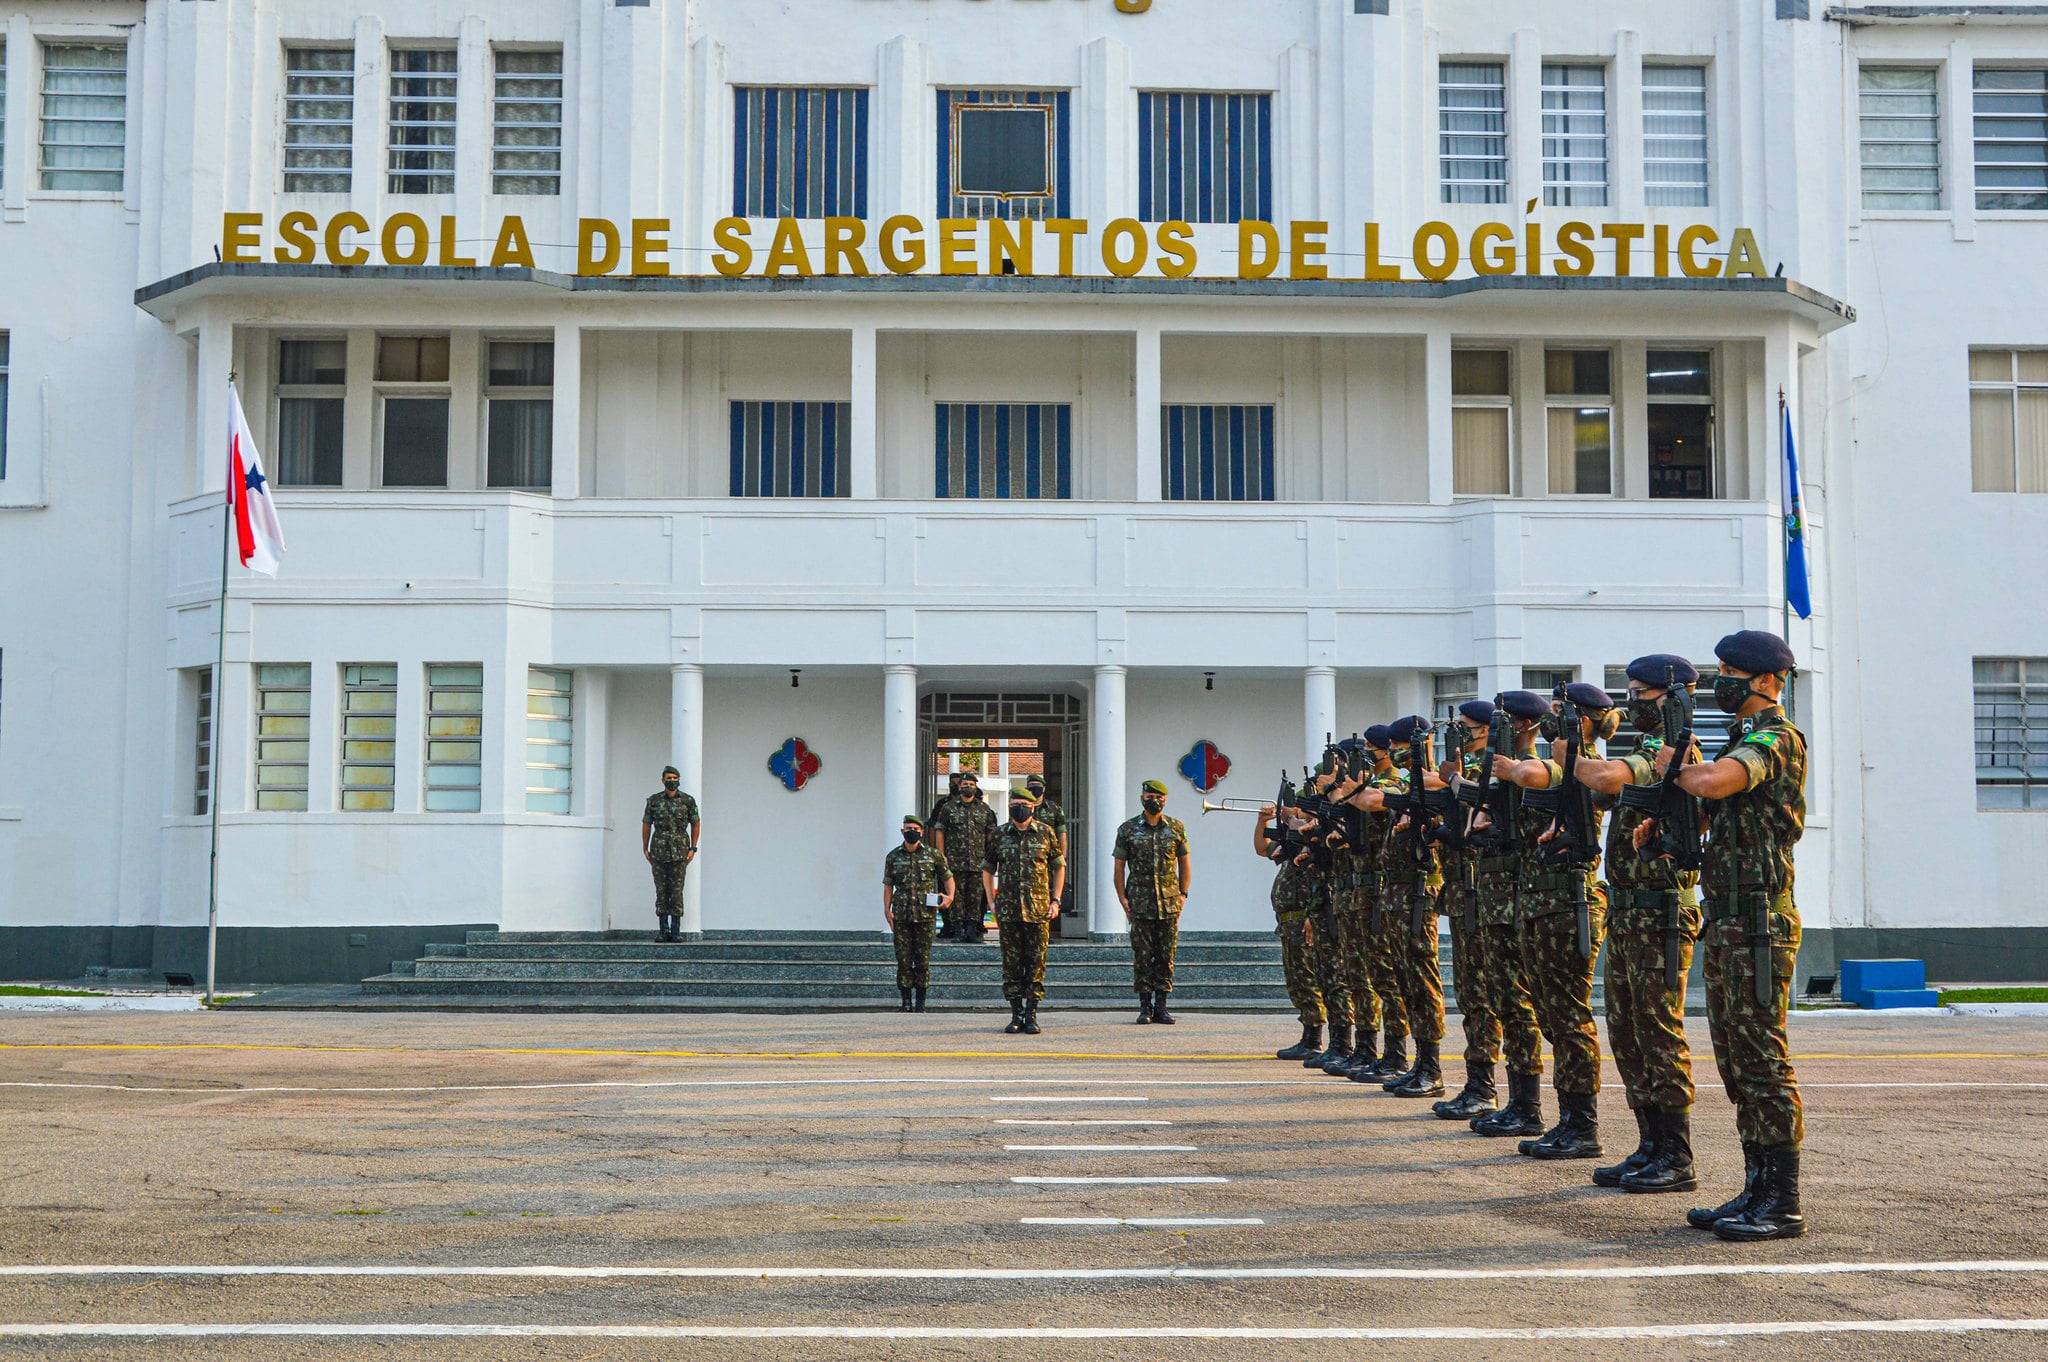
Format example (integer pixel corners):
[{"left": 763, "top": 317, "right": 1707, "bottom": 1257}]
[{"left": 1200, "top": 799, "right": 1270, "bottom": 815}]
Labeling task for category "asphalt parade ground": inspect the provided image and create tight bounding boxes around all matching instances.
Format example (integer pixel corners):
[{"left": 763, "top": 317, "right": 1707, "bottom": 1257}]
[{"left": 2, "top": 1010, "right": 2047, "bottom": 1361}]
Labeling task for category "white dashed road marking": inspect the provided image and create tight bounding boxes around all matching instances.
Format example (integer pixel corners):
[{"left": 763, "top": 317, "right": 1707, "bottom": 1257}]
[
  {"left": 993, "top": 1119, "right": 1173, "bottom": 1127},
  {"left": 1002, "top": 1144, "right": 1195, "bottom": 1152},
  {"left": 1009, "top": 1176, "right": 1228, "bottom": 1185},
  {"left": 989, "top": 1095, "right": 1150, "bottom": 1103},
  {"left": 1020, "top": 1218, "right": 1266, "bottom": 1227}
]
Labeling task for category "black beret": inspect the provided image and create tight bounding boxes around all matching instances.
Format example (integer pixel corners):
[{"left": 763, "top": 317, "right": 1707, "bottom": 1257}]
[
  {"left": 1336, "top": 736, "right": 1367, "bottom": 754},
  {"left": 1499, "top": 690, "right": 1550, "bottom": 720},
  {"left": 1457, "top": 699, "right": 1496, "bottom": 724},
  {"left": 1626, "top": 653, "right": 1701, "bottom": 687},
  {"left": 1363, "top": 724, "right": 1392, "bottom": 749},
  {"left": 1388, "top": 715, "right": 1431, "bottom": 744},
  {"left": 1716, "top": 629, "right": 1797, "bottom": 675},
  {"left": 1562, "top": 681, "right": 1615, "bottom": 711}
]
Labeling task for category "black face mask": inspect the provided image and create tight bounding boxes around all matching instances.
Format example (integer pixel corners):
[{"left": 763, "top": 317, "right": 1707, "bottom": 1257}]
[
  {"left": 1628, "top": 699, "right": 1664, "bottom": 735},
  {"left": 1713, "top": 675, "right": 1758, "bottom": 715},
  {"left": 1538, "top": 713, "right": 1562, "bottom": 741},
  {"left": 1010, "top": 805, "right": 1032, "bottom": 824},
  {"left": 663, "top": 778, "right": 679, "bottom": 790},
  {"left": 903, "top": 828, "right": 923, "bottom": 844},
  {"left": 1141, "top": 797, "right": 1165, "bottom": 815},
  {"left": 963, "top": 789, "right": 981, "bottom": 802}
]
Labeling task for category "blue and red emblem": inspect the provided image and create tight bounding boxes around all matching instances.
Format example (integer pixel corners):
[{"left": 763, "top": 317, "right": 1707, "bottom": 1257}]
[
  {"left": 1176, "top": 740, "right": 1232, "bottom": 793},
  {"left": 768, "top": 737, "right": 822, "bottom": 792}
]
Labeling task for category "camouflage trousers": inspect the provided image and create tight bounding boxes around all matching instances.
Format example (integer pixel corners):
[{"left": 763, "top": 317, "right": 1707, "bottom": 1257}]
[
  {"left": 1701, "top": 903, "right": 1804, "bottom": 1147},
  {"left": 650, "top": 858, "right": 688, "bottom": 919},
  {"left": 1366, "top": 901, "right": 1412, "bottom": 1044},
  {"left": 1337, "top": 905, "right": 1382, "bottom": 1036},
  {"left": 1276, "top": 912, "right": 1326, "bottom": 1028},
  {"left": 1386, "top": 883, "right": 1446, "bottom": 1045},
  {"left": 998, "top": 918, "right": 1051, "bottom": 1003},
  {"left": 1472, "top": 921, "right": 1543, "bottom": 1077},
  {"left": 892, "top": 913, "right": 936, "bottom": 991},
  {"left": 1130, "top": 915, "right": 1180, "bottom": 994},
  {"left": 945, "top": 867, "right": 987, "bottom": 940},
  {"left": 1311, "top": 904, "right": 1353, "bottom": 1031},
  {"left": 1447, "top": 905, "right": 1502, "bottom": 1070},
  {"left": 1519, "top": 899, "right": 1607, "bottom": 1097},
  {"left": 1604, "top": 910, "right": 1701, "bottom": 1112}
]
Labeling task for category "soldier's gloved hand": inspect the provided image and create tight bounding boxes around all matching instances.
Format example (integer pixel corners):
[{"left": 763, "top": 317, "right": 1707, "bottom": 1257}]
[{"left": 1632, "top": 819, "right": 1657, "bottom": 853}]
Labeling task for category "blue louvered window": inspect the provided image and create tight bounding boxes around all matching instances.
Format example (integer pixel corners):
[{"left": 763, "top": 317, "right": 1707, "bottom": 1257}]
[
  {"left": 1137, "top": 91, "right": 1271, "bottom": 224},
  {"left": 1161, "top": 405, "right": 1276, "bottom": 502},
  {"left": 934, "top": 403, "right": 1072, "bottom": 500},
  {"left": 729, "top": 402, "right": 852, "bottom": 498},
  {"left": 733, "top": 86, "right": 869, "bottom": 218},
  {"left": 937, "top": 89, "right": 1071, "bottom": 219}
]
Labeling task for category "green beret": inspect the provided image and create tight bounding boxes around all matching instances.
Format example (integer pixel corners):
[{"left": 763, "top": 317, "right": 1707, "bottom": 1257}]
[
  {"left": 901, "top": 813, "right": 924, "bottom": 828},
  {"left": 1009, "top": 789, "right": 1039, "bottom": 806},
  {"left": 1140, "top": 779, "right": 1168, "bottom": 796}
]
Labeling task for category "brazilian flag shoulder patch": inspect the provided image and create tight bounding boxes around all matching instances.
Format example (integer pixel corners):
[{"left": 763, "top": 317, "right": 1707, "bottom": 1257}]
[{"left": 1742, "top": 731, "right": 1781, "bottom": 749}]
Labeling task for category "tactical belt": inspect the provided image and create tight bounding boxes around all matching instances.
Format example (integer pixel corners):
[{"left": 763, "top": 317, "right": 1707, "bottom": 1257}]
[
  {"left": 1525, "top": 872, "right": 1583, "bottom": 894},
  {"left": 1474, "top": 855, "right": 1520, "bottom": 877},
  {"left": 1611, "top": 888, "right": 1680, "bottom": 912},
  {"left": 1704, "top": 886, "right": 1783, "bottom": 922}
]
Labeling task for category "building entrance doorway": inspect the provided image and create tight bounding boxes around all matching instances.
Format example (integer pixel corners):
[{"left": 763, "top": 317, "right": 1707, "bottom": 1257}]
[{"left": 918, "top": 691, "right": 1086, "bottom": 939}]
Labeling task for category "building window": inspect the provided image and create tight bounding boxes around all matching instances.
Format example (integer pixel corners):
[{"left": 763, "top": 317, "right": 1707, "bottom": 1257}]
[
  {"left": 376, "top": 335, "right": 451, "bottom": 488},
  {"left": 938, "top": 89, "right": 1069, "bottom": 219},
  {"left": 192, "top": 667, "right": 214, "bottom": 817},
  {"left": 526, "top": 667, "right": 572, "bottom": 814},
  {"left": 40, "top": 43, "right": 126, "bottom": 192},
  {"left": 340, "top": 663, "right": 397, "bottom": 812},
  {"left": 728, "top": 401, "right": 851, "bottom": 498},
  {"left": 388, "top": 48, "right": 456, "bottom": 195},
  {"left": 283, "top": 47, "right": 353, "bottom": 193},
  {"left": 1968, "top": 349, "right": 2048, "bottom": 493},
  {"left": 253, "top": 664, "right": 311, "bottom": 811},
  {"left": 1545, "top": 349, "right": 1614, "bottom": 496},
  {"left": 1452, "top": 349, "right": 1512, "bottom": 495},
  {"left": 0, "top": 332, "right": 9, "bottom": 481},
  {"left": 494, "top": 49, "right": 562, "bottom": 195},
  {"left": 1643, "top": 64, "right": 1709, "bottom": 208},
  {"left": 1975, "top": 68, "right": 2048, "bottom": 211},
  {"left": 1975, "top": 658, "right": 2048, "bottom": 808},
  {"left": 1542, "top": 64, "right": 1608, "bottom": 208},
  {"left": 275, "top": 338, "right": 346, "bottom": 487},
  {"left": 1433, "top": 671, "right": 1480, "bottom": 723},
  {"left": 486, "top": 340, "right": 554, "bottom": 490},
  {"left": 424, "top": 664, "right": 484, "bottom": 813},
  {"left": 1137, "top": 91, "right": 1272, "bottom": 223},
  {"left": 1860, "top": 66, "right": 1940, "bottom": 210},
  {"left": 1647, "top": 349, "right": 1715, "bottom": 499},
  {"left": 1161, "top": 404, "right": 1275, "bottom": 502},
  {"left": 934, "top": 402, "right": 1072, "bottom": 500},
  {"left": 1440, "top": 62, "right": 1507, "bottom": 205},
  {"left": 1522, "top": 667, "right": 1576, "bottom": 696},
  {"left": 733, "top": 86, "right": 869, "bottom": 218}
]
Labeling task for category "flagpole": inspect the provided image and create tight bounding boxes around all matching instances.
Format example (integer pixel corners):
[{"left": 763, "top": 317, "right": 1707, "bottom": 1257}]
[
  {"left": 205, "top": 374, "right": 235, "bottom": 1006},
  {"left": 1778, "top": 386, "right": 1791, "bottom": 646}
]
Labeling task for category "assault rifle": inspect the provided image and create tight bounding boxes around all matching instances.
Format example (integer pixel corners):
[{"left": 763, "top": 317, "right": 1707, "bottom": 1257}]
[
  {"left": 1530, "top": 688, "right": 1599, "bottom": 960},
  {"left": 1615, "top": 667, "right": 1703, "bottom": 989},
  {"left": 1385, "top": 723, "right": 1439, "bottom": 937},
  {"left": 1436, "top": 709, "right": 1482, "bottom": 933}
]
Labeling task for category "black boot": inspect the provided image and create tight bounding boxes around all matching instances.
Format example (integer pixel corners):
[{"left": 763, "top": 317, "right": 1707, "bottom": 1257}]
[
  {"left": 1135, "top": 991, "right": 1154, "bottom": 1025},
  {"left": 1277, "top": 1023, "right": 1323, "bottom": 1061},
  {"left": 1712, "top": 1145, "right": 1804, "bottom": 1241},
  {"left": 1314, "top": 1025, "right": 1355, "bottom": 1073},
  {"left": 1341, "top": 1032, "right": 1382, "bottom": 1081},
  {"left": 1688, "top": 1141, "right": 1763, "bottom": 1230},
  {"left": 1593, "top": 1107, "right": 1656, "bottom": 1188},
  {"left": 1623, "top": 1107, "right": 1697, "bottom": 1194},
  {"left": 1151, "top": 992, "right": 1176, "bottom": 1025},
  {"left": 1433, "top": 1065, "right": 1497, "bottom": 1120},
  {"left": 1392, "top": 1039, "right": 1446, "bottom": 1098},
  {"left": 1520, "top": 1092, "right": 1602, "bottom": 1159},
  {"left": 1005, "top": 1000, "right": 1025, "bottom": 1034},
  {"left": 1021, "top": 1000, "right": 1042, "bottom": 1035},
  {"left": 1365, "top": 1033, "right": 1410, "bottom": 1083},
  {"left": 1473, "top": 1071, "right": 1545, "bottom": 1137},
  {"left": 900, "top": 987, "right": 914, "bottom": 1012},
  {"left": 912, "top": 987, "right": 928, "bottom": 1013}
]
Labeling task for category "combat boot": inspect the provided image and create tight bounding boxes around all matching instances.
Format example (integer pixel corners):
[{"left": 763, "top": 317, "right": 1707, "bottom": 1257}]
[
  {"left": 912, "top": 987, "right": 928, "bottom": 1013},
  {"left": 1391, "top": 1040, "right": 1445, "bottom": 1098},
  {"left": 1364, "top": 1033, "right": 1410, "bottom": 1084},
  {"left": 1593, "top": 1107, "right": 1656, "bottom": 1188},
  {"left": 1277, "top": 1023, "right": 1323, "bottom": 1061},
  {"left": 1687, "top": 1141, "right": 1763, "bottom": 1229},
  {"left": 1520, "top": 1092, "right": 1602, "bottom": 1159},
  {"left": 1151, "top": 993, "right": 1176, "bottom": 1025},
  {"left": 1622, "top": 1107, "right": 1696, "bottom": 1194},
  {"left": 1433, "top": 1065, "right": 1497, "bottom": 1120},
  {"left": 899, "top": 988, "right": 914, "bottom": 1012},
  {"left": 1005, "top": 1000, "right": 1025, "bottom": 1034},
  {"left": 1315, "top": 1025, "right": 1355, "bottom": 1073},
  {"left": 1712, "top": 1145, "right": 1804, "bottom": 1241},
  {"left": 1021, "top": 1000, "right": 1042, "bottom": 1035},
  {"left": 1135, "top": 991, "right": 1154, "bottom": 1024},
  {"left": 1472, "top": 1071, "right": 1544, "bottom": 1137}
]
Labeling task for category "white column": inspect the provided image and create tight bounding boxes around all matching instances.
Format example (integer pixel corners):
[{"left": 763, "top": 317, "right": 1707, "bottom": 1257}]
[
  {"left": 883, "top": 665, "right": 918, "bottom": 856},
  {"left": 551, "top": 322, "right": 583, "bottom": 498},
  {"left": 670, "top": 663, "right": 706, "bottom": 937},
  {"left": 851, "top": 325, "right": 880, "bottom": 498},
  {"left": 1090, "top": 665, "right": 1127, "bottom": 939},
  {"left": 197, "top": 317, "right": 233, "bottom": 497},
  {"left": 1134, "top": 326, "right": 1162, "bottom": 501},
  {"left": 1508, "top": 27, "right": 1543, "bottom": 210},
  {"left": 1423, "top": 329, "right": 1455, "bottom": 505},
  {"left": 1303, "top": 666, "right": 1337, "bottom": 768}
]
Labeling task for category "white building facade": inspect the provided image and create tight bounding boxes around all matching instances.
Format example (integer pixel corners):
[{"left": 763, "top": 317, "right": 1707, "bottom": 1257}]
[{"left": 0, "top": 0, "right": 2043, "bottom": 984}]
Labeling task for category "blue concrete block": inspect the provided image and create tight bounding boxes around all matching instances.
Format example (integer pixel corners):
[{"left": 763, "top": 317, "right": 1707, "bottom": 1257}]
[
  {"left": 1862, "top": 988, "right": 1942, "bottom": 1010},
  {"left": 1841, "top": 958, "right": 1926, "bottom": 1006}
]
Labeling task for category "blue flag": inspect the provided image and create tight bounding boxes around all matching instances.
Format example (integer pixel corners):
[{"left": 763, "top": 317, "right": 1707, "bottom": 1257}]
[{"left": 1781, "top": 402, "right": 1813, "bottom": 620}]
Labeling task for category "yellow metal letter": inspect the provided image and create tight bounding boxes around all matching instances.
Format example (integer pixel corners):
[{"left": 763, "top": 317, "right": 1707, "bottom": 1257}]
[
  {"left": 274, "top": 212, "right": 316, "bottom": 265},
  {"left": 1724, "top": 227, "right": 1767, "bottom": 279},
  {"left": 938, "top": 219, "right": 978, "bottom": 276},
  {"left": 881, "top": 215, "right": 927, "bottom": 274},
  {"left": 1044, "top": 219, "right": 1087, "bottom": 276},
  {"left": 491, "top": 216, "right": 537, "bottom": 269},
  {"left": 325, "top": 211, "right": 370, "bottom": 266},
  {"left": 631, "top": 218, "right": 672, "bottom": 276},
  {"left": 712, "top": 217, "right": 754, "bottom": 277},
  {"left": 221, "top": 212, "right": 263, "bottom": 264},
  {"left": 579, "top": 218, "right": 623, "bottom": 276},
  {"left": 1676, "top": 224, "right": 1719, "bottom": 279},
  {"left": 1237, "top": 220, "right": 1280, "bottom": 279},
  {"left": 1362, "top": 223, "right": 1401, "bottom": 281},
  {"left": 438, "top": 215, "right": 477, "bottom": 268},
  {"left": 1289, "top": 220, "right": 1329, "bottom": 281},
  {"left": 988, "top": 217, "right": 1035, "bottom": 276},
  {"left": 1553, "top": 221, "right": 1595, "bottom": 277},
  {"left": 824, "top": 217, "right": 870, "bottom": 276},
  {"left": 381, "top": 212, "right": 430, "bottom": 266},
  {"left": 1101, "top": 218, "right": 1147, "bottom": 277},
  {"left": 1471, "top": 222, "right": 1515, "bottom": 276},
  {"left": 1412, "top": 221, "right": 1459, "bottom": 282},
  {"left": 1599, "top": 223, "right": 1645, "bottom": 277},
  {"left": 1156, "top": 221, "right": 1197, "bottom": 279}
]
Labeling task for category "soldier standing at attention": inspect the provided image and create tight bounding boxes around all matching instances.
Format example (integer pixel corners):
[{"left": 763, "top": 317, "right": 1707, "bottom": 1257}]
[
  {"left": 927, "top": 771, "right": 963, "bottom": 936},
  {"left": 1434, "top": 700, "right": 1505, "bottom": 1122},
  {"left": 883, "top": 814, "right": 955, "bottom": 1013},
  {"left": 931, "top": 770, "right": 964, "bottom": 828},
  {"left": 985, "top": 788, "right": 1065, "bottom": 1035},
  {"left": 1664, "top": 630, "right": 1808, "bottom": 1242},
  {"left": 1289, "top": 749, "right": 1353, "bottom": 1071},
  {"left": 1320, "top": 736, "right": 1382, "bottom": 1079},
  {"left": 935, "top": 771, "right": 998, "bottom": 943},
  {"left": 1257, "top": 802, "right": 1325, "bottom": 1059},
  {"left": 1350, "top": 730, "right": 1413, "bottom": 1083},
  {"left": 1467, "top": 692, "right": 1552, "bottom": 1139},
  {"left": 1115, "top": 779, "right": 1193, "bottom": 1025},
  {"left": 640, "top": 765, "right": 700, "bottom": 943},
  {"left": 1567, "top": 656, "right": 1704, "bottom": 1194},
  {"left": 1025, "top": 774, "right": 1069, "bottom": 919},
  {"left": 1353, "top": 716, "right": 1447, "bottom": 1098}
]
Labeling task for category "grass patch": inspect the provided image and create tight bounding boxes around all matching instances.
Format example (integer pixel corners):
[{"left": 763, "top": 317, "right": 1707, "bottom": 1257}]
[
  {"left": 0, "top": 985, "right": 106, "bottom": 998},
  {"left": 334, "top": 1209, "right": 386, "bottom": 1217},
  {"left": 1940, "top": 987, "right": 2048, "bottom": 1005}
]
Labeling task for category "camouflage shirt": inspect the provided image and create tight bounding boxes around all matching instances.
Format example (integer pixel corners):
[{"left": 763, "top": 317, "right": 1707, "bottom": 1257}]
[
  {"left": 1114, "top": 814, "right": 1190, "bottom": 919},
  {"left": 985, "top": 820, "right": 1064, "bottom": 923},
  {"left": 1271, "top": 857, "right": 1319, "bottom": 921},
  {"left": 935, "top": 796, "right": 998, "bottom": 869},
  {"left": 1702, "top": 705, "right": 1806, "bottom": 908},
  {"left": 1603, "top": 735, "right": 1702, "bottom": 904},
  {"left": 883, "top": 843, "right": 954, "bottom": 919},
  {"left": 927, "top": 794, "right": 956, "bottom": 828},
  {"left": 1515, "top": 758, "right": 1604, "bottom": 918},
  {"left": 1381, "top": 767, "right": 1444, "bottom": 892},
  {"left": 641, "top": 790, "right": 699, "bottom": 861},
  {"left": 1033, "top": 796, "right": 1068, "bottom": 845}
]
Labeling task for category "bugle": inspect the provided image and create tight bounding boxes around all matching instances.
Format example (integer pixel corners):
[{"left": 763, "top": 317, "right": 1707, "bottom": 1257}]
[{"left": 1200, "top": 798, "right": 1271, "bottom": 816}]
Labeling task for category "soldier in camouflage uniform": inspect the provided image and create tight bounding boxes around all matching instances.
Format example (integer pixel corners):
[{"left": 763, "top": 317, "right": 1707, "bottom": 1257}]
[
  {"left": 1115, "top": 779, "right": 1193, "bottom": 1025},
  {"left": 1257, "top": 804, "right": 1326, "bottom": 1059},
  {"left": 1467, "top": 692, "right": 1551, "bottom": 1138},
  {"left": 883, "top": 813, "right": 955, "bottom": 1012},
  {"left": 934, "top": 771, "right": 998, "bottom": 943},
  {"left": 1351, "top": 730, "right": 1413, "bottom": 1082},
  {"left": 1287, "top": 749, "right": 1353, "bottom": 1071},
  {"left": 1571, "top": 654, "right": 1705, "bottom": 1194},
  {"left": 1024, "top": 775, "right": 1067, "bottom": 859},
  {"left": 640, "top": 766, "right": 700, "bottom": 942},
  {"left": 1666, "top": 630, "right": 1807, "bottom": 1242},
  {"left": 1495, "top": 682, "right": 1617, "bottom": 1160},
  {"left": 984, "top": 788, "right": 1065, "bottom": 1035},
  {"left": 1316, "top": 736, "right": 1381, "bottom": 1079},
  {"left": 1434, "top": 700, "right": 1504, "bottom": 1121}
]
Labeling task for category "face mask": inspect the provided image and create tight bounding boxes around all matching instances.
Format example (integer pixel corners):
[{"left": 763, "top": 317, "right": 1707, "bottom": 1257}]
[
  {"left": 663, "top": 778, "right": 679, "bottom": 790},
  {"left": 1538, "top": 714, "right": 1562, "bottom": 741},
  {"left": 1027, "top": 787, "right": 1045, "bottom": 803},
  {"left": 1713, "top": 675, "right": 1757, "bottom": 715},
  {"left": 1010, "top": 804, "right": 1032, "bottom": 824},
  {"left": 902, "top": 828, "right": 922, "bottom": 844},
  {"left": 1141, "top": 797, "right": 1164, "bottom": 815},
  {"left": 963, "top": 788, "right": 981, "bottom": 801},
  {"left": 1628, "top": 699, "right": 1664, "bottom": 735}
]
